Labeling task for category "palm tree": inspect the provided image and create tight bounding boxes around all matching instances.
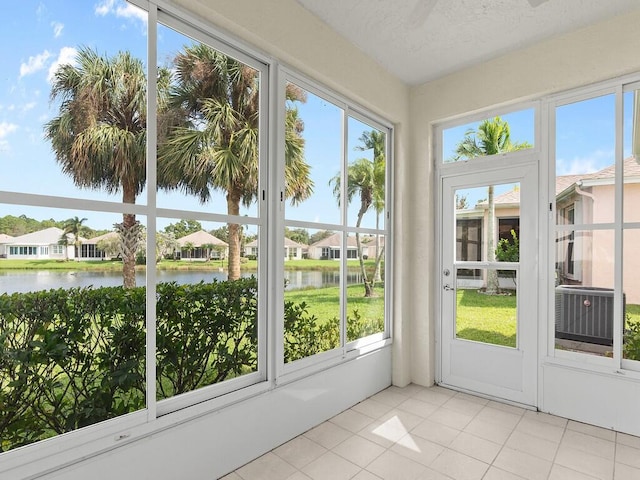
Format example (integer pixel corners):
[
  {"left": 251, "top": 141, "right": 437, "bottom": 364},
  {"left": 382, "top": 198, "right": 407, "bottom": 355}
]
[
  {"left": 158, "top": 45, "right": 312, "bottom": 280},
  {"left": 355, "top": 130, "right": 386, "bottom": 283},
  {"left": 62, "top": 216, "right": 87, "bottom": 260},
  {"left": 453, "top": 116, "right": 531, "bottom": 294},
  {"left": 45, "top": 47, "right": 171, "bottom": 288},
  {"left": 331, "top": 157, "right": 383, "bottom": 297}
]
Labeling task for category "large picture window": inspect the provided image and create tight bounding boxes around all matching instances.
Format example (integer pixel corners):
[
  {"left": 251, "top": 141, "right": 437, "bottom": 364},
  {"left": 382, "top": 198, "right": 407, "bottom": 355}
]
[
  {"left": 0, "top": 0, "right": 391, "bottom": 465},
  {"left": 281, "top": 79, "right": 390, "bottom": 368},
  {"left": 551, "top": 87, "right": 640, "bottom": 368}
]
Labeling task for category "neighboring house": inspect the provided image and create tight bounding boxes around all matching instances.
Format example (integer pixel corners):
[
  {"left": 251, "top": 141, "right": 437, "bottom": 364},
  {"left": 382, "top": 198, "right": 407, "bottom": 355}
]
[
  {"left": 176, "top": 230, "right": 228, "bottom": 261},
  {"left": 245, "top": 238, "right": 306, "bottom": 260},
  {"left": 0, "top": 233, "right": 14, "bottom": 258},
  {"left": 307, "top": 232, "right": 384, "bottom": 260},
  {"left": 4, "top": 227, "right": 75, "bottom": 260},
  {"left": 80, "top": 231, "right": 120, "bottom": 260},
  {"left": 456, "top": 157, "right": 640, "bottom": 302},
  {"left": 244, "top": 239, "right": 259, "bottom": 258}
]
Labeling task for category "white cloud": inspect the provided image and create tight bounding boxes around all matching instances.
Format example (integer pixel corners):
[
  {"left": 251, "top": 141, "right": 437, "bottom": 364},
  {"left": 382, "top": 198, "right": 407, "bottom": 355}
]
[
  {"left": 95, "top": 0, "right": 147, "bottom": 23},
  {"left": 19, "top": 50, "right": 52, "bottom": 78},
  {"left": 47, "top": 46, "right": 78, "bottom": 83},
  {"left": 556, "top": 149, "right": 614, "bottom": 176},
  {"left": 22, "top": 102, "right": 37, "bottom": 112},
  {"left": 0, "top": 122, "right": 18, "bottom": 151},
  {"left": 51, "top": 21, "right": 64, "bottom": 38}
]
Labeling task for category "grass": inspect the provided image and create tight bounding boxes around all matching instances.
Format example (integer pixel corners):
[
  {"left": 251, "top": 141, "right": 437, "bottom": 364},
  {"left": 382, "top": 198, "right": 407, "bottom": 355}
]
[
  {"left": 0, "top": 258, "right": 381, "bottom": 272},
  {"left": 284, "top": 283, "right": 384, "bottom": 323},
  {"left": 455, "top": 288, "right": 517, "bottom": 347}
]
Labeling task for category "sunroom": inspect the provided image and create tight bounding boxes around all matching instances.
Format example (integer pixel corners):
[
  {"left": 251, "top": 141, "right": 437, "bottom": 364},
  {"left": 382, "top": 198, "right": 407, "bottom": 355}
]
[{"left": 2, "top": 1, "right": 640, "bottom": 479}]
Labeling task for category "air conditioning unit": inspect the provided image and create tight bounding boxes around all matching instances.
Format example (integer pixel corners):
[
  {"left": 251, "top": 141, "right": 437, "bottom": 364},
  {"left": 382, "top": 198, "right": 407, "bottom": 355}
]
[{"left": 555, "top": 286, "right": 623, "bottom": 346}]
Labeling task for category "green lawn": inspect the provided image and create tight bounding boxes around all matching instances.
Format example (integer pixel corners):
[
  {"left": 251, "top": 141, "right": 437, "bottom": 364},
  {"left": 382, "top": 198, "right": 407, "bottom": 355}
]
[
  {"left": 0, "top": 258, "right": 380, "bottom": 272},
  {"left": 284, "top": 283, "right": 384, "bottom": 323},
  {"left": 455, "top": 288, "right": 517, "bottom": 347}
]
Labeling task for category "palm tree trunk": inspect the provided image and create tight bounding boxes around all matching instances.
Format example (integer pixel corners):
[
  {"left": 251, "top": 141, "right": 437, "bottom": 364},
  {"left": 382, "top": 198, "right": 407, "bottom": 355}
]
[
  {"left": 227, "top": 189, "right": 242, "bottom": 281},
  {"left": 373, "top": 213, "right": 382, "bottom": 283},
  {"left": 486, "top": 185, "right": 500, "bottom": 295},
  {"left": 121, "top": 186, "right": 138, "bottom": 289},
  {"left": 355, "top": 204, "right": 373, "bottom": 297}
]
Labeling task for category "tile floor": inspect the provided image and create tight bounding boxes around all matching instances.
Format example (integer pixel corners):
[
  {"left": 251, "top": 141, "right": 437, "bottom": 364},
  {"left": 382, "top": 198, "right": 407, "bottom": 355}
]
[{"left": 222, "top": 384, "right": 640, "bottom": 480}]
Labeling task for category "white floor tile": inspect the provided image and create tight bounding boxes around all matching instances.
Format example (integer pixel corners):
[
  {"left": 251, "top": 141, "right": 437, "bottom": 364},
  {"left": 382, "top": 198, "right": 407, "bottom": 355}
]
[
  {"left": 390, "top": 433, "right": 445, "bottom": 466},
  {"left": 482, "top": 467, "right": 528, "bottom": 480},
  {"left": 411, "top": 418, "right": 461, "bottom": 446},
  {"left": 463, "top": 417, "right": 514, "bottom": 445},
  {"left": 515, "top": 416, "right": 565, "bottom": 443},
  {"left": 273, "top": 435, "right": 327, "bottom": 470},
  {"left": 505, "top": 429, "right": 559, "bottom": 462},
  {"left": 548, "top": 464, "right": 601, "bottom": 480},
  {"left": 449, "top": 431, "right": 502, "bottom": 464},
  {"left": 366, "top": 450, "right": 427, "bottom": 480},
  {"left": 428, "top": 406, "right": 475, "bottom": 430},
  {"left": 303, "top": 421, "right": 352, "bottom": 450},
  {"left": 560, "top": 429, "right": 616, "bottom": 460},
  {"left": 614, "top": 462, "right": 640, "bottom": 480},
  {"left": 493, "top": 446, "right": 552, "bottom": 480},
  {"left": 301, "top": 451, "right": 361, "bottom": 480},
  {"left": 555, "top": 444, "right": 614, "bottom": 480},
  {"left": 352, "top": 398, "right": 394, "bottom": 419},
  {"left": 615, "top": 443, "right": 640, "bottom": 469},
  {"left": 227, "top": 386, "right": 640, "bottom": 480},
  {"left": 236, "top": 452, "right": 297, "bottom": 480},
  {"left": 429, "top": 448, "right": 489, "bottom": 480},
  {"left": 332, "top": 434, "right": 386, "bottom": 468},
  {"left": 397, "top": 397, "right": 439, "bottom": 418},
  {"left": 330, "top": 408, "right": 375, "bottom": 433},
  {"left": 567, "top": 420, "right": 616, "bottom": 441}
]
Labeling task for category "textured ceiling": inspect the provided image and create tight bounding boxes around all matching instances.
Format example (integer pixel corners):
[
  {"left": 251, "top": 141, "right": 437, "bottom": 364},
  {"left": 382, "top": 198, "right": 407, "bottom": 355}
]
[{"left": 297, "top": 0, "right": 640, "bottom": 85}]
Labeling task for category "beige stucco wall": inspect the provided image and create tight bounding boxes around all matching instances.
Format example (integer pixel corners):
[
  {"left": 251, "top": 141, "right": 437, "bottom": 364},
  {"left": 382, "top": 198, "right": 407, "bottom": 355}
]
[{"left": 409, "top": 11, "right": 640, "bottom": 386}]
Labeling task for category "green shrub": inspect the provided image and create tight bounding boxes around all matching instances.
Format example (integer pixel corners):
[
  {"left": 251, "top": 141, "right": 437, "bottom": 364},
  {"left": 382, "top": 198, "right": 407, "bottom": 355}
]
[{"left": 0, "top": 278, "right": 383, "bottom": 451}]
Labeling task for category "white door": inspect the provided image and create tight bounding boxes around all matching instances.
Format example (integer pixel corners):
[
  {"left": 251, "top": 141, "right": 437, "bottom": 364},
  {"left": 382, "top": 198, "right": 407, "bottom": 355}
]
[{"left": 440, "top": 163, "right": 538, "bottom": 406}]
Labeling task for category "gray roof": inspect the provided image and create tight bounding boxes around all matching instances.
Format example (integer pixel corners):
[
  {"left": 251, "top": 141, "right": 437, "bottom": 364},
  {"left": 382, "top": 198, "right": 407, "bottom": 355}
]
[
  {"left": 7, "top": 227, "right": 76, "bottom": 245},
  {"left": 177, "top": 230, "right": 227, "bottom": 247}
]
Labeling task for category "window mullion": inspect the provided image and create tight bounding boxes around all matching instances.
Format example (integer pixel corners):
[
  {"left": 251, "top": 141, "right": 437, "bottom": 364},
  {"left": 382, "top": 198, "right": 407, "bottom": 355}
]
[
  {"left": 614, "top": 85, "right": 624, "bottom": 369},
  {"left": 145, "top": 3, "right": 158, "bottom": 421}
]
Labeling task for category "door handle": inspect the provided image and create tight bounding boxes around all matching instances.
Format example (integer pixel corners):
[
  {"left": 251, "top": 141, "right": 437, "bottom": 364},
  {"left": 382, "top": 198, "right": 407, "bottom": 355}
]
[{"left": 443, "top": 284, "right": 455, "bottom": 291}]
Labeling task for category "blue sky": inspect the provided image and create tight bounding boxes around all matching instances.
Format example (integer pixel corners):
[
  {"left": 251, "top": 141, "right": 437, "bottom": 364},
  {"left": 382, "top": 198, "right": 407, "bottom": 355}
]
[{"left": 0, "top": 0, "right": 381, "bottom": 233}]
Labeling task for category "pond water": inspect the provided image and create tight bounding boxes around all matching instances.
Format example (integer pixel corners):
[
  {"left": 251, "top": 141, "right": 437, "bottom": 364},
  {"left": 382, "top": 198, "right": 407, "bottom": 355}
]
[{"left": 0, "top": 268, "right": 365, "bottom": 294}]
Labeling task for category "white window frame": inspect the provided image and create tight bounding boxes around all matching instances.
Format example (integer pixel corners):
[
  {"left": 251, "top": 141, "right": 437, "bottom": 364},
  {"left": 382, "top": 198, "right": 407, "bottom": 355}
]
[{"left": 0, "top": 1, "right": 394, "bottom": 476}]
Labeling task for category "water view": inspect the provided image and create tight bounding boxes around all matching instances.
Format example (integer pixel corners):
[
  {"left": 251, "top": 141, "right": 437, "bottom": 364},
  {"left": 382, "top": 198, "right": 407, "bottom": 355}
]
[{"left": 0, "top": 269, "right": 365, "bottom": 294}]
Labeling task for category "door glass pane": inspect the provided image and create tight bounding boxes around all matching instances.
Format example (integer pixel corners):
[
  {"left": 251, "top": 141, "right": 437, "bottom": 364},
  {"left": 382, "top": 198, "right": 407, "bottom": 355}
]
[
  {"left": 455, "top": 268, "right": 517, "bottom": 348},
  {"left": 555, "top": 229, "right": 614, "bottom": 356},
  {"left": 442, "top": 109, "right": 534, "bottom": 163},
  {"left": 455, "top": 183, "right": 521, "bottom": 266}
]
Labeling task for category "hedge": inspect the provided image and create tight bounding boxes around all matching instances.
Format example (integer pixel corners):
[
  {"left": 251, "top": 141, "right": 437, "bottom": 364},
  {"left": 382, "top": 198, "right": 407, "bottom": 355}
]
[{"left": 0, "top": 278, "right": 382, "bottom": 452}]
